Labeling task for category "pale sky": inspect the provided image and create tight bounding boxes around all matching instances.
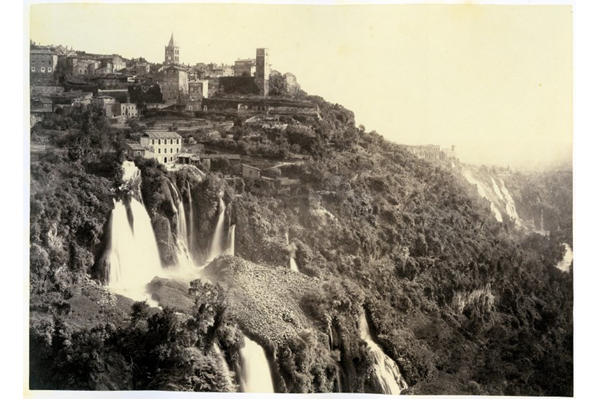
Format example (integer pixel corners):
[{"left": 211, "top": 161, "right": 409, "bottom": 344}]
[{"left": 29, "top": 3, "right": 572, "bottom": 169}]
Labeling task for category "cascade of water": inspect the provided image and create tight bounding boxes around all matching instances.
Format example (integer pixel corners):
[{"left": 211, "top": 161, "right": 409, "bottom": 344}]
[
  {"left": 491, "top": 177, "right": 504, "bottom": 200},
  {"left": 498, "top": 178, "right": 522, "bottom": 227},
  {"left": 176, "top": 198, "right": 189, "bottom": 249},
  {"left": 358, "top": 313, "right": 407, "bottom": 395},
  {"left": 290, "top": 257, "right": 299, "bottom": 272},
  {"left": 556, "top": 243, "right": 573, "bottom": 272},
  {"left": 285, "top": 229, "right": 298, "bottom": 272},
  {"left": 166, "top": 179, "right": 179, "bottom": 214},
  {"left": 462, "top": 169, "right": 503, "bottom": 222},
  {"left": 107, "top": 197, "right": 164, "bottom": 302},
  {"left": 238, "top": 336, "right": 274, "bottom": 393},
  {"left": 226, "top": 224, "right": 236, "bottom": 256},
  {"left": 334, "top": 366, "right": 343, "bottom": 392},
  {"left": 213, "top": 342, "right": 234, "bottom": 391},
  {"left": 186, "top": 181, "right": 195, "bottom": 259},
  {"left": 106, "top": 161, "right": 162, "bottom": 300},
  {"left": 207, "top": 197, "right": 226, "bottom": 262},
  {"left": 165, "top": 179, "right": 194, "bottom": 269}
]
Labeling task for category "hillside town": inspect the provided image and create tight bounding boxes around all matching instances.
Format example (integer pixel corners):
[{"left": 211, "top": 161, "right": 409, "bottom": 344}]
[
  {"left": 29, "top": 34, "right": 325, "bottom": 193},
  {"left": 30, "top": 33, "right": 458, "bottom": 196}
]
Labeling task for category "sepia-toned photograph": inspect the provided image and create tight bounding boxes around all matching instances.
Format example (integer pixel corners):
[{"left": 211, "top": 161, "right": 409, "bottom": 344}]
[{"left": 25, "top": 1, "right": 574, "bottom": 397}]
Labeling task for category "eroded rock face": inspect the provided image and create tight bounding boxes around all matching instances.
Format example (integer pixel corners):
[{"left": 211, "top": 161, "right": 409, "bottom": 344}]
[
  {"left": 452, "top": 283, "right": 495, "bottom": 316},
  {"left": 152, "top": 214, "right": 178, "bottom": 267},
  {"left": 232, "top": 202, "right": 289, "bottom": 267}
]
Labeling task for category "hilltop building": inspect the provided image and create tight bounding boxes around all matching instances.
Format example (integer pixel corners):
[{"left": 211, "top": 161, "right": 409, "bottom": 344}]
[
  {"left": 159, "top": 65, "right": 189, "bottom": 103},
  {"left": 188, "top": 79, "right": 209, "bottom": 100},
  {"left": 233, "top": 59, "right": 256, "bottom": 77},
  {"left": 140, "top": 131, "right": 182, "bottom": 164},
  {"left": 30, "top": 48, "right": 58, "bottom": 81},
  {"left": 91, "top": 95, "right": 119, "bottom": 117},
  {"left": 120, "top": 103, "right": 138, "bottom": 118},
  {"left": 404, "top": 144, "right": 458, "bottom": 162}
]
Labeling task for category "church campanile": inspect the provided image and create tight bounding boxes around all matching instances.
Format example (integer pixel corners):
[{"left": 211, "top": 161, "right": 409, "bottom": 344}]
[{"left": 164, "top": 33, "right": 179, "bottom": 65}]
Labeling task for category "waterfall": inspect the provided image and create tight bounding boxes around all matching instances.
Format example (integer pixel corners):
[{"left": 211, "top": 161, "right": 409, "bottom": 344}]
[
  {"left": 226, "top": 224, "right": 236, "bottom": 256},
  {"left": 334, "top": 366, "right": 343, "bottom": 392},
  {"left": 107, "top": 162, "right": 164, "bottom": 298},
  {"left": 174, "top": 229, "right": 194, "bottom": 270},
  {"left": 290, "top": 258, "right": 299, "bottom": 272},
  {"left": 237, "top": 336, "right": 274, "bottom": 393},
  {"left": 174, "top": 186, "right": 188, "bottom": 250},
  {"left": 213, "top": 342, "right": 234, "bottom": 391},
  {"left": 359, "top": 313, "right": 407, "bottom": 395},
  {"left": 556, "top": 243, "right": 573, "bottom": 272},
  {"left": 107, "top": 197, "right": 163, "bottom": 302},
  {"left": 498, "top": 178, "right": 523, "bottom": 227},
  {"left": 121, "top": 160, "right": 140, "bottom": 186},
  {"left": 166, "top": 179, "right": 194, "bottom": 270},
  {"left": 176, "top": 196, "right": 191, "bottom": 258},
  {"left": 207, "top": 197, "right": 226, "bottom": 262},
  {"left": 286, "top": 229, "right": 298, "bottom": 272},
  {"left": 186, "top": 181, "right": 195, "bottom": 259},
  {"left": 462, "top": 169, "right": 503, "bottom": 222},
  {"left": 491, "top": 177, "right": 504, "bottom": 200}
]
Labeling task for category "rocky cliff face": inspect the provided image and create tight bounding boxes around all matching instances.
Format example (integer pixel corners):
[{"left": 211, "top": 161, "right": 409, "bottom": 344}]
[{"left": 452, "top": 284, "right": 495, "bottom": 316}]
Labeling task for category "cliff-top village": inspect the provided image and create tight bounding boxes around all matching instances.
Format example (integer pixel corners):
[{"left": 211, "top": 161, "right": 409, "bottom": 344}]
[{"left": 30, "top": 33, "right": 457, "bottom": 192}]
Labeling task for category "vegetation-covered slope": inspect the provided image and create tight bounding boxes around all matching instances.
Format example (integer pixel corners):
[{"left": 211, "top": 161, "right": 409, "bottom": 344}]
[{"left": 28, "top": 92, "right": 572, "bottom": 395}]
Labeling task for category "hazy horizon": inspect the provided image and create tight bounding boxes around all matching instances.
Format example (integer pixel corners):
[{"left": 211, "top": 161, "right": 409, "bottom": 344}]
[{"left": 29, "top": 3, "right": 572, "bottom": 170}]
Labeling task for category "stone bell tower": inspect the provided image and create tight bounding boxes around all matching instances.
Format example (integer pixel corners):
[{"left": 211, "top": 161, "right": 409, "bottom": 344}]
[{"left": 164, "top": 33, "right": 179, "bottom": 65}]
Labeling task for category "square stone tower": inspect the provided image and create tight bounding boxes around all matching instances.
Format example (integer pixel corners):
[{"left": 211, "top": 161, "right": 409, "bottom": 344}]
[{"left": 255, "top": 48, "right": 269, "bottom": 96}]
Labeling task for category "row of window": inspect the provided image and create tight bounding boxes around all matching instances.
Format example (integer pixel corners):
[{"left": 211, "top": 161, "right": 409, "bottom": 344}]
[
  {"left": 151, "top": 138, "right": 180, "bottom": 145},
  {"left": 156, "top": 148, "right": 179, "bottom": 154},
  {"left": 31, "top": 67, "right": 52, "bottom": 73},
  {"left": 31, "top": 60, "right": 53, "bottom": 65}
]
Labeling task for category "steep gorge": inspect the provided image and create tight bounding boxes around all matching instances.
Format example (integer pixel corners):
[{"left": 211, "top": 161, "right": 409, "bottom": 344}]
[{"left": 29, "top": 94, "right": 573, "bottom": 395}]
